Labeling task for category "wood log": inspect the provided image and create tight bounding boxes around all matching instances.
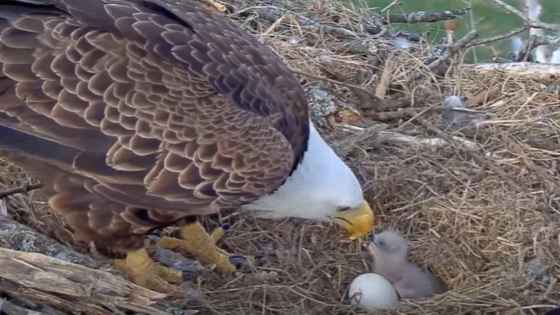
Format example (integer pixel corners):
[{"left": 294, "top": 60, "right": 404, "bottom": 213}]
[{"left": 460, "top": 62, "right": 560, "bottom": 80}]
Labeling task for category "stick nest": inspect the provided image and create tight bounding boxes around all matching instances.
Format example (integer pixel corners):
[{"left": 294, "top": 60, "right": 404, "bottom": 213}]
[{"left": 1, "top": 0, "right": 560, "bottom": 314}]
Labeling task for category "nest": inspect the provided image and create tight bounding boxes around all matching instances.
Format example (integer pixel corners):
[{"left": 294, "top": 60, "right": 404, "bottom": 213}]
[{"left": 1, "top": 0, "right": 560, "bottom": 314}]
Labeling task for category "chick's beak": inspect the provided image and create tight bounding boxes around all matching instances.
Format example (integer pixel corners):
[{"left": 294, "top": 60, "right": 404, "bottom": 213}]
[{"left": 330, "top": 201, "right": 375, "bottom": 240}]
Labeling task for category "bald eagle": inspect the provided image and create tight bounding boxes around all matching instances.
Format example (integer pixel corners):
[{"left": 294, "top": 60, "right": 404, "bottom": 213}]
[{"left": 0, "top": 0, "right": 374, "bottom": 293}]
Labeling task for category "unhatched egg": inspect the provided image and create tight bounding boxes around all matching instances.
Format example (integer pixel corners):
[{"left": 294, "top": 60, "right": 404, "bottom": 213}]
[{"left": 348, "top": 273, "right": 399, "bottom": 311}]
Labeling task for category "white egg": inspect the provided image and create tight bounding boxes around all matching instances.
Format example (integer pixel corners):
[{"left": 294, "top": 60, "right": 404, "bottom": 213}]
[{"left": 348, "top": 273, "right": 399, "bottom": 311}]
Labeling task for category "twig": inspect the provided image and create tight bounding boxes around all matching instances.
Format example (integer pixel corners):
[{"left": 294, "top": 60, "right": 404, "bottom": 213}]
[
  {"left": 467, "top": 0, "right": 477, "bottom": 63},
  {"left": 464, "top": 86, "right": 501, "bottom": 106},
  {"left": 384, "top": 8, "right": 472, "bottom": 24},
  {"left": 408, "top": 30, "right": 479, "bottom": 81},
  {"left": 503, "top": 134, "right": 557, "bottom": 191},
  {"left": 490, "top": 0, "right": 560, "bottom": 32},
  {"left": 334, "top": 124, "right": 481, "bottom": 153},
  {"left": 0, "top": 183, "right": 43, "bottom": 199},
  {"left": 437, "top": 124, "right": 560, "bottom": 152},
  {"left": 366, "top": 107, "right": 443, "bottom": 121},
  {"left": 407, "top": 112, "right": 521, "bottom": 189},
  {"left": 374, "top": 53, "right": 394, "bottom": 99},
  {"left": 520, "top": 34, "right": 538, "bottom": 62},
  {"left": 539, "top": 277, "right": 560, "bottom": 305},
  {"left": 372, "top": 97, "right": 426, "bottom": 112},
  {"left": 380, "top": 0, "right": 401, "bottom": 13},
  {"left": 466, "top": 26, "right": 529, "bottom": 48},
  {"left": 430, "top": 30, "right": 479, "bottom": 68}
]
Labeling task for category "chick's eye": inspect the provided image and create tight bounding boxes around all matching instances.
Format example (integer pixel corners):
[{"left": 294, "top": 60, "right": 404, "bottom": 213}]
[{"left": 378, "top": 240, "right": 385, "bottom": 247}]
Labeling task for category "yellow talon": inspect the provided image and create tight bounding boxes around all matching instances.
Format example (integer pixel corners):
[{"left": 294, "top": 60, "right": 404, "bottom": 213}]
[
  {"left": 157, "top": 221, "right": 237, "bottom": 275},
  {"left": 113, "top": 248, "right": 182, "bottom": 293}
]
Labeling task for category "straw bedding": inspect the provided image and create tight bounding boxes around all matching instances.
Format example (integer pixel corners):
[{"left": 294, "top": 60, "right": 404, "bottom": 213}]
[{"left": 1, "top": 0, "right": 560, "bottom": 314}]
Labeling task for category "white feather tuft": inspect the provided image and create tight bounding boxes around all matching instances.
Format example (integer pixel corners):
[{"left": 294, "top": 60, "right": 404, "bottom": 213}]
[
  {"left": 510, "top": 36, "right": 524, "bottom": 54},
  {"left": 551, "top": 49, "right": 560, "bottom": 64}
]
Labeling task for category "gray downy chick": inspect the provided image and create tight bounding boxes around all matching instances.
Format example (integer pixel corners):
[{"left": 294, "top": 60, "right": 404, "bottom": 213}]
[
  {"left": 367, "top": 230, "right": 445, "bottom": 300},
  {"left": 441, "top": 95, "right": 469, "bottom": 127}
]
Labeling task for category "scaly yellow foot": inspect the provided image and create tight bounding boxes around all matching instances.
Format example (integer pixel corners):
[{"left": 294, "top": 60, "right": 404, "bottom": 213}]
[
  {"left": 156, "top": 221, "right": 253, "bottom": 274},
  {"left": 113, "top": 248, "right": 185, "bottom": 293}
]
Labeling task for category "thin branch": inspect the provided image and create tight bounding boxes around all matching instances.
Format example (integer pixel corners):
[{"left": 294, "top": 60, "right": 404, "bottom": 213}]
[
  {"left": 466, "top": 25, "right": 529, "bottom": 48},
  {"left": 519, "top": 34, "right": 538, "bottom": 62},
  {"left": 366, "top": 107, "right": 443, "bottom": 121},
  {"left": 539, "top": 277, "right": 560, "bottom": 306},
  {"left": 0, "top": 183, "right": 43, "bottom": 199},
  {"left": 406, "top": 112, "right": 521, "bottom": 190},
  {"left": 380, "top": 0, "right": 401, "bottom": 13}
]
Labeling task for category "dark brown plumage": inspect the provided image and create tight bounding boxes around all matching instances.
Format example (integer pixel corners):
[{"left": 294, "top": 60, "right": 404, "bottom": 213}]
[
  {"left": 0, "top": 0, "right": 309, "bottom": 250},
  {"left": 0, "top": 0, "right": 376, "bottom": 293}
]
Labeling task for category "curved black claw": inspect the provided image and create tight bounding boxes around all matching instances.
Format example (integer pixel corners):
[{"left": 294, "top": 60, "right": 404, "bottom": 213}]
[
  {"left": 219, "top": 223, "right": 230, "bottom": 231},
  {"left": 229, "top": 254, "right": 248, "bottom": 268},
  {"left": 147, "top": 232, "right": 163, "bottom": 242},
  {"left": 228, "top": 254, "right": 270, "bottom": 271},
  {"left": 253, "top": 254, "right": 268, "bottom": 265},
  {"left": 182, "top": 269, "right": 199, "bottom": 280}
]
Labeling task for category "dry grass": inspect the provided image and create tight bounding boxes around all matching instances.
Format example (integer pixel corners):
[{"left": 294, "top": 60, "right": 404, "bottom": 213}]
[{"left": 2, "top": 0, "right": 560, "bottom": 314}]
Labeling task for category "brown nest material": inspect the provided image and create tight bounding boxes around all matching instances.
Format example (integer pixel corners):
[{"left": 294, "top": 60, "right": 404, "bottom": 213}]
[{"left": 2, "top": 0, "right": 560, "bottom": 314}]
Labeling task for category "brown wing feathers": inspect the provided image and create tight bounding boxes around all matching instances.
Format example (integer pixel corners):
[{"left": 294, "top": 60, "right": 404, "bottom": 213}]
[{"left": 0, "top": 0, "right": 310, "bottom": 250}]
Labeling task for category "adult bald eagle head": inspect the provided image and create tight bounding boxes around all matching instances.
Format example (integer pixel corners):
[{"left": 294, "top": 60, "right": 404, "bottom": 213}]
[{"left": 0, "top": 0, "right": 374, "bottom": 292}]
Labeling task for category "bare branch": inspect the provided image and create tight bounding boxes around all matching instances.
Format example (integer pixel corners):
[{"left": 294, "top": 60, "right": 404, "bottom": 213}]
[{"left": 466, "top": 25, "right": 529, "bottom": 48}]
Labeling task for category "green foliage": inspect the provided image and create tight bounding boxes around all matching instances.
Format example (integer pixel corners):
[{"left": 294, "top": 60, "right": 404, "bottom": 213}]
[{"left": 347, "top": 0, "right": 560, "bottom": 62}]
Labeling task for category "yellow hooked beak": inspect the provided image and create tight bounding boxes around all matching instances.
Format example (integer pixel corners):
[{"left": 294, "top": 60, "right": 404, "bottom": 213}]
[{"left": 330, "top": 202, "right": 375, "bottom": 240}]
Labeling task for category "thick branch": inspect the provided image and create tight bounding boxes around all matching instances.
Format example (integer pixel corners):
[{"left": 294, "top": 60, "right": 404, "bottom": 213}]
[
  {"left": 0, "top": 297, "right": 64, "bottom": 315},
  {"left": 384, "top": 8, "right": 471, "bottom": 24},
  {"left": 0, "top": 214, "right": 196, "bottom": 314},
  {"left": 0, "top": 246, "right": 196, "bottom": 315},
  {"left": 460, "top": 62, "right": 560, "bottom": 79},
  {"left": 490, "top": 0, "right": 560, "bottom": 32},
  {"left": 0, "top": 214, "right": 105, "bottom": 269}
]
